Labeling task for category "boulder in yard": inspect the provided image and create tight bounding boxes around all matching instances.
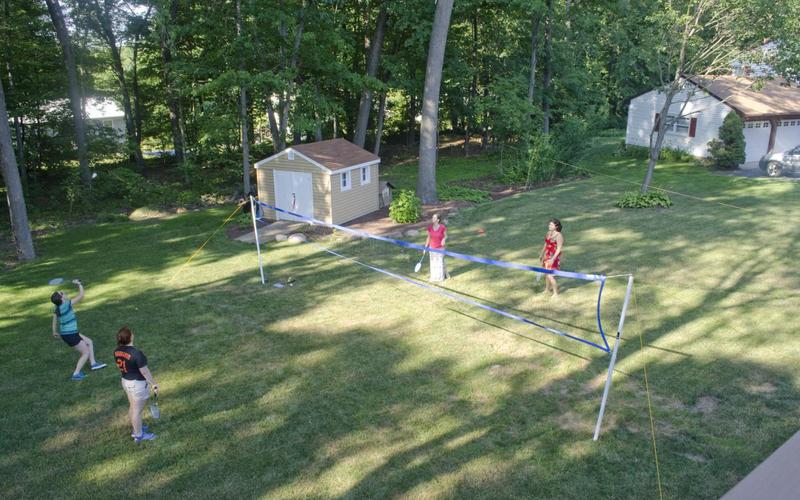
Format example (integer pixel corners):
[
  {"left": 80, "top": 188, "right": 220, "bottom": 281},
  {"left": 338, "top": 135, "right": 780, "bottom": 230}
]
[{"left": 287, "top": 233, "right": 308, "bottom": 244}]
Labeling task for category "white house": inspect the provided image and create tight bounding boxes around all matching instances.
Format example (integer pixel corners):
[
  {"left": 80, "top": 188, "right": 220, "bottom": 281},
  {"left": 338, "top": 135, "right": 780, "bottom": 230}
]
[
  {"left": 84, "top": 98, "right": 126, "bottom": 141},
  {"left": 24, "top": 97, "right": 127, "bottom": 143},
  {"left": 626, "top": 76, "right": 800, "bottom": 167}
]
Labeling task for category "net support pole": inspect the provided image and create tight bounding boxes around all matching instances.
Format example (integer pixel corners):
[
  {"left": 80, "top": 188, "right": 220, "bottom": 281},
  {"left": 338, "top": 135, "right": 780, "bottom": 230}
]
[
  {"left": 250, "top": 196, "right": 266, "bottom": 285},
  {"left": 593, "top": 274, "right": 634, "bottom": 441}
]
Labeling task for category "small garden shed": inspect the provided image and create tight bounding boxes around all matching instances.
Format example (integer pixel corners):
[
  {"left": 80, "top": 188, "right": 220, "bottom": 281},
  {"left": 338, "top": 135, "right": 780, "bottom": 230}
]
[{"left": 254, "top": 138, "right": 381, "bottom": 224}]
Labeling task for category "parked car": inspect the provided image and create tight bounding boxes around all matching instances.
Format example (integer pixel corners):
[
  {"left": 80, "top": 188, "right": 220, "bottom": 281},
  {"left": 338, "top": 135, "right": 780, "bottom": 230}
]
[{"left": 759, "top": 145, "right": 800, "bottom": 177}]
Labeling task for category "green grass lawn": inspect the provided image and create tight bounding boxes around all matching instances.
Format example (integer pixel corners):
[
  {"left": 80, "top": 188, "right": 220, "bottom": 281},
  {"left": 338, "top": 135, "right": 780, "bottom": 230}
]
[{"left": 2, "top": 136, "right": 799, "bottom": 498}]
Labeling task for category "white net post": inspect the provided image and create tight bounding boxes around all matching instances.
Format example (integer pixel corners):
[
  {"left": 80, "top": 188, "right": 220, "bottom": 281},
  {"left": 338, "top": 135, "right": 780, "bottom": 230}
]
[
  {"left": 250, "top": 195, "right": 266, "bottom": 285},
  {"left": 593, "top": 274, "right": 634, "bottom": 441}
]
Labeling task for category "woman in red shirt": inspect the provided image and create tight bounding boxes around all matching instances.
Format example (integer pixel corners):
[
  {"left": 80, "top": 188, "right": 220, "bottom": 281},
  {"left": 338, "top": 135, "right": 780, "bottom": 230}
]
[
  {"left": 538, "top": 218, "right": 563, "bottom": 296},
  {"left": 425, "top": 213, "right": 448, "bottom": 281}
]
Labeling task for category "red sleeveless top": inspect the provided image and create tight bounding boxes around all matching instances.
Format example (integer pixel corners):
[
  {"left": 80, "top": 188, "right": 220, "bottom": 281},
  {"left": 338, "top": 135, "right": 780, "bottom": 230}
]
[{"left": 544, "top": 235, "right": 561, "bottom": 270}]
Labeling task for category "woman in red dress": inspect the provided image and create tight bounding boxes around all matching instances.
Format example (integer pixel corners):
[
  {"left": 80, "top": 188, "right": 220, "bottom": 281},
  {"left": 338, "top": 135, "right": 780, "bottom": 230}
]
[{"left": 538, "top": 218, "right": 563, "bottom": 296}]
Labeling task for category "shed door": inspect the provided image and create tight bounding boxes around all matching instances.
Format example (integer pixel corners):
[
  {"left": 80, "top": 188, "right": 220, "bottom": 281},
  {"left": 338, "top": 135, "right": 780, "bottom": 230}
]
[{"left": 273, "top": 170, "right": 314, "bottom": 222}]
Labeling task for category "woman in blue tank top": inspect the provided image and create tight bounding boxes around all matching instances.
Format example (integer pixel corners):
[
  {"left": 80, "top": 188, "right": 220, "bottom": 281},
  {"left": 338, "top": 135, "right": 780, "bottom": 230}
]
[{"left": 50, "top": 280, "right": 106, "bottom": 381}]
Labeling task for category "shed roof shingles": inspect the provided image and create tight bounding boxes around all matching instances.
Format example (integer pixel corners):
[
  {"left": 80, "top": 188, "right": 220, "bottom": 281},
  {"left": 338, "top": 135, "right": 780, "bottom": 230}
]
[{"left": 292, "top": 139, "right": 380, "bottom": 171}]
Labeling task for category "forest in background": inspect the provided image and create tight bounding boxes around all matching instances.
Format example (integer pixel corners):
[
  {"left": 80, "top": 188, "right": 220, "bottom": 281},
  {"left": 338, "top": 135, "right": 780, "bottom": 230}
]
[{"left": 1, "top": 0, "right": 798, "bottom": 246}]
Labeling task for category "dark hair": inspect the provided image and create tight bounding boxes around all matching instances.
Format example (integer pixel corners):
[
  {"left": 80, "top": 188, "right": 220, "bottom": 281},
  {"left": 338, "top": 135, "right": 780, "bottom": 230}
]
[
  {"left": 117, "top": 326, "right": 133, "bottom": 346},
  {"left": 550, "top": 218, "right": 562, "bottom": 232},
  {"left": 51, "top": 292, "right": 63, "bottom": 316}
]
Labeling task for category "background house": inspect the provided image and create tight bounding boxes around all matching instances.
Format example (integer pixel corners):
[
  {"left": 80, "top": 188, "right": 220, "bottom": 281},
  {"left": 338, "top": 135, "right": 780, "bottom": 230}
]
[
  {"left": 626, "top": 76, "right": 800, "bottom": 168},
  {"left": 84, "top": 98, "right": 125, "bottom": 141},
  {"left": 254, "top": 138, "right": 381, "bottom": 224}
]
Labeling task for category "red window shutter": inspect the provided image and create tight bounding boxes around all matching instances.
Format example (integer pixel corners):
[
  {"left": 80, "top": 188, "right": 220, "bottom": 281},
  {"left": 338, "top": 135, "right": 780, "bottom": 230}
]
[
  {"left": 654, "top": 113, "right": 661, "bottom": 130},
  {"left": 689, "top": 117, "right": 697, "bottom": 137}
]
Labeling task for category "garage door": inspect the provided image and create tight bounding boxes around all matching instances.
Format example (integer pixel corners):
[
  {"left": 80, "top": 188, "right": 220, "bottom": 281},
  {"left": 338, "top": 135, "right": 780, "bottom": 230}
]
[
  {"left": 774, "top": 119, "right": 800, "bottom": 154},
  {"left": 743, "top": 121, "right": 771, "bottom": 163}
]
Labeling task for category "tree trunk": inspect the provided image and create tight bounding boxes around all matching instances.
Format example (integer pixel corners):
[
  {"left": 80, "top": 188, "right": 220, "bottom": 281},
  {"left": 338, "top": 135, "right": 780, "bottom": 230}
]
[
  {"left": 406, "top": 94, "right": 417, "bottom": 147},
  {"left": 0, "top": 78, "right": 35, "bottom": 261},
  {"left": 265, "top": 97, "right": 281, "bottom": 152},
  {"left": 373, "top": 92, "right": 386, "bottom": 156},
  {"left": 113, "top": 46, "right": 144, "bottom": 169},
  {"left": 236, "top": 0, "right": 251, "bottom": 194},
  {"left": 132, "top": 40, "right": 143, "bottom": 155},
  {"left": 417, "top": 0, "right": 454, "bottom": 204},
  {"left": 542, "top": 0, "right": 553, "bottom": 134},
  {"left": 466, "top": 13, "right": 478, "bottom": 156},
  {"left": 277, "top": 0, "right": 307, "bottom": 151},
  {"left": 88, "top": 0, "right": 144, "bottom": 169},
  {"left": 642, "top": 89, "right": 677, "bottom": 193},
  {"left": 131, "top": 7, "right": 151, "bottom": 159},
  {"left": 353, "top": 6, "right": 388, "bottom": 148},
  {"left": 527, "top": 16, "right": 540, "bottom": 106},
  {"left": 159, "top": 0, "right": 185, "bottom": 163},
  {"left": 5, "top": 62, "right": 26, "bottom": 192},
  {"left": 239, "top": 86, "right": 251, "bottom": 193},
  {"left": 44, "top": 0, "right": 91, "bottom": 184}
]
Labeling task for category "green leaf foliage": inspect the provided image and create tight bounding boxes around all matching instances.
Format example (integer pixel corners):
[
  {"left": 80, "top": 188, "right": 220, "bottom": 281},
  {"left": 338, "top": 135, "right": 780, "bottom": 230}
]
[
  {"left": 615, "top": 190, "right": 673, "bottom": 209},
  {"left": 389, "top": 189, "right": 422, "bottom": 223},
  {"left": 707, "top": 112, "right": 745, "bottom": 170}
]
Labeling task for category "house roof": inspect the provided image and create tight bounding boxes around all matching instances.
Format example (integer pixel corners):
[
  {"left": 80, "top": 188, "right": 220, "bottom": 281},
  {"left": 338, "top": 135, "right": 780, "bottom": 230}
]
[
  {"left": 255, "top": 138, "right": 380, "bottom": 173},
  {"left": 84, "top": 98, "right": 124, "bottom": 120},
  {"left": 689, "top": 75, "right": 800, "bottom": 120}
]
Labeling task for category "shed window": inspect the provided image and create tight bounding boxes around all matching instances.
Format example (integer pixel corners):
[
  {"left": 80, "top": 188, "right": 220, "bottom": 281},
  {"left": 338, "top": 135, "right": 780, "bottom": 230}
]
[
  {"left": 341, "top": 171, "right": 351, "bottom": 191},
  {"left": 360, "top": 166, "right": 371, "bottom": 185},
  {"left": 288, "top": 150, "right": 295, "bottom": 160}
]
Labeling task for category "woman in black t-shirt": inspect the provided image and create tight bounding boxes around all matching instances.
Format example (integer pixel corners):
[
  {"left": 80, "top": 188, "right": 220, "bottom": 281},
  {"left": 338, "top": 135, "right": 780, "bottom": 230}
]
[{"left": 114, "top": 326, "right": 159, "bottom": 443}]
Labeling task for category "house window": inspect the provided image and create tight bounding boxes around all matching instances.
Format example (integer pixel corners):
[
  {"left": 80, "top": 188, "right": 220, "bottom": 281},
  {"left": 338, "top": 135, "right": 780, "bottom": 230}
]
[
  {"left": 747, "top": 123, "right": 753, "bottom": 128},
  {"left": 102, "top": 120, "right": 113, "bottom": 128},
  {"left": 665, "top": 114, "right": 690, "bottom": 135},
  {"left": 764, "top": 122, "right": 770, "bottom": 128},
  {"left": 340, "top": 171, "right": 351, "bottom": 191},
  {"left": 287, "top": 150, "right": 295, "bottom": 160},
  {"left": 360, "top": 166, "right": 371, "bottom": 185},
  {"left": 755, "top": 123, "right": 761, "bottom": 128}
]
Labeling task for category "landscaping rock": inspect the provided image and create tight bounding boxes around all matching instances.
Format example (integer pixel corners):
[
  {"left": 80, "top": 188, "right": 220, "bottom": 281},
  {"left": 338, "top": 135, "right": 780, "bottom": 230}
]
[
  {"left": 275, "top": 234, "right": 288, "bottom": 242},
  {"left": 287, "top": 233, "right": 308, "bottom": 244},
  {"left": 404, "top": 229, "right": 420, "bottom": 237}
]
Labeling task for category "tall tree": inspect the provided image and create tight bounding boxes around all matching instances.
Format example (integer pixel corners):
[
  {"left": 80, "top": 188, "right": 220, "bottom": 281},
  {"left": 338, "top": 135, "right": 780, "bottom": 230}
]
[
  {"left": 80, "top": 0, "right": 145, "bottom": 169},
  {"left": 0, "top": 77, "right": 35, "bottom": 261},
  {"left": 236, "top": 0, "right": 251, "bottom": 194},
  {"left": 154, "top": 0, "right": 185, "bottom": 163},
  {"left": 541, "top": 0, "right": 553, "bottom": 134},
  {"left": 44, "top": 0, "right": 91, "bottom": 184},
  {"left": 353, "top": 4, "right": 387, "bottom": 148},
  {"left": 416, "top": 0, "right": 454, "bottom": 204}
]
